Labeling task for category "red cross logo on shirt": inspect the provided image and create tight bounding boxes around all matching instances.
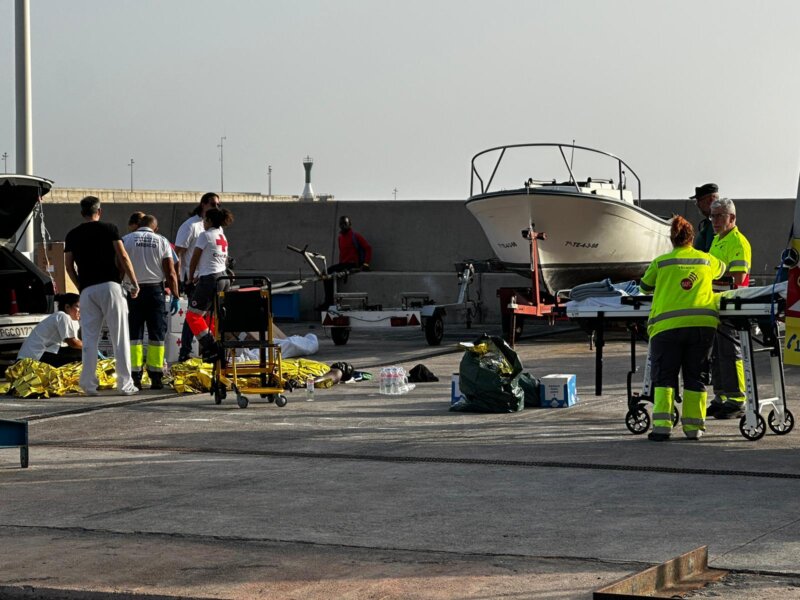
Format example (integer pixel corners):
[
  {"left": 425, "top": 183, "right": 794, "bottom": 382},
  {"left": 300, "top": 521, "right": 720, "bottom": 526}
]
[{"left": 215, "top": 234, "right": 228, "bottom": 252}]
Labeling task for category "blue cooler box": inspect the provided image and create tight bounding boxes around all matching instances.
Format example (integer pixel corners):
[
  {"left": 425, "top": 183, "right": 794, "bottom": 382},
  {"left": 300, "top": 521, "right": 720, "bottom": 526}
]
[{"left": 539, "top": 374, "right": 578, "bottom": 408}]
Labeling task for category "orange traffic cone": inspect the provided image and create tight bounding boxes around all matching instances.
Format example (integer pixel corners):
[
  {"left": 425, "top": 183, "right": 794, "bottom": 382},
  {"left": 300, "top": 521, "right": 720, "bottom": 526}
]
[{"left": 9, "top": 289, "right": 19, "bottom": 315}]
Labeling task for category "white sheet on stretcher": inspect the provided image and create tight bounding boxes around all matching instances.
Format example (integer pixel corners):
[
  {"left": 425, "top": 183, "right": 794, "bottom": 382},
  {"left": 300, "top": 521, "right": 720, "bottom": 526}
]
[{"left": 565, "top": 281, "right": 787, "bottom": 314}]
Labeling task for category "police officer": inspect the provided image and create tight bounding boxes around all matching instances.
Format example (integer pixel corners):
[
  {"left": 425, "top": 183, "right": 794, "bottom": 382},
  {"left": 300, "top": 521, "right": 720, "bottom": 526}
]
[
  {"left": 640, "top": 215, "right": 725, "bottom": 441},
  {"left": 706, "top": 197, "right": 752, "bottom": 419},
  {"left": 122, "top": 214, "right": 180, "bottom": 389},
  {"left": 690, "top": 183, "right": 718, "bottom": 252}
]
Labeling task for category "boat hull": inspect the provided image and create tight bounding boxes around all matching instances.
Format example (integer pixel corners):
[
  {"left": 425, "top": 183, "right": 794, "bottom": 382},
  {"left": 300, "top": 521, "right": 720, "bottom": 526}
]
[{"left": 466, "top": 189, "right": 673, "bottom": 293}]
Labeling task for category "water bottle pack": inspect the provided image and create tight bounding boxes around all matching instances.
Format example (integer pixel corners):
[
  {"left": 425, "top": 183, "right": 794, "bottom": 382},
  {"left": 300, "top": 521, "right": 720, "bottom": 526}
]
[{"left": 378, "top": 366, "right": 415, "bottom": 395}]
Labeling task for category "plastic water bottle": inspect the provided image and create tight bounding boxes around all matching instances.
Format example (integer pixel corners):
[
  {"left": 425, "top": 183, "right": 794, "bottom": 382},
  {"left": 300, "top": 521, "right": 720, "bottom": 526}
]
[
  {"left": 306, "top": 377, "right": 315, "bottom": 401},
  {"left": 379, "top": 368, "right": 388, "bottom": 395}
]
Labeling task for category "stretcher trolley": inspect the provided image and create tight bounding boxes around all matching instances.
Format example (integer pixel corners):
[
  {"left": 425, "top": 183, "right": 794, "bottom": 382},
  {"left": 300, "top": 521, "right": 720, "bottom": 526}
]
[
  {"left": 565, "top": 288, "right": 793, "bottom": 441},
  {"left": 210, "top": 276, "right": 289, "bottom": 409}
]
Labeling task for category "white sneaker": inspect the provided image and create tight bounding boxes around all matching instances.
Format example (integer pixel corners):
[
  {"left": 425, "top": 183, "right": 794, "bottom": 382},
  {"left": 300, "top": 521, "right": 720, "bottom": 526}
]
[{"left": 120, "top": 388, "right": 139, "bottom": 396}]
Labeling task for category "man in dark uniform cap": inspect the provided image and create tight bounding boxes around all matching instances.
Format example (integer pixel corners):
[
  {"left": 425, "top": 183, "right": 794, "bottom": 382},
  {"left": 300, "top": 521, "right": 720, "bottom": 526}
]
[{"left": 691, "top": 183, "right": 719, "bottom": 252}]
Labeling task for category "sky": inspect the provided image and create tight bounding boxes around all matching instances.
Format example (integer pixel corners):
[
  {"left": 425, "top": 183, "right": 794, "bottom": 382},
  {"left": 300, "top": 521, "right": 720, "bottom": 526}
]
[{"left": 1, "top": 0, "right": 800, "bottom": 200}]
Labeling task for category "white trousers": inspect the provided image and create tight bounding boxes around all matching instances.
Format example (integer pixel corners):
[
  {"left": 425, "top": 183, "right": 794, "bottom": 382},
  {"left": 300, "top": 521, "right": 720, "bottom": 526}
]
[{"left": 79, "top": 282, "right": 135, "bottom": 393}]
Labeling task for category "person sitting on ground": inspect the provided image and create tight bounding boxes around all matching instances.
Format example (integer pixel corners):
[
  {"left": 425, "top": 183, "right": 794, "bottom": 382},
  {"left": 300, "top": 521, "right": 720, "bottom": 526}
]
[
  {"left": 17, "top": 293, "right": 83, "bottom": 367},
  {"left": 316, "top": 215, "right": 372, "bottom": 310}
]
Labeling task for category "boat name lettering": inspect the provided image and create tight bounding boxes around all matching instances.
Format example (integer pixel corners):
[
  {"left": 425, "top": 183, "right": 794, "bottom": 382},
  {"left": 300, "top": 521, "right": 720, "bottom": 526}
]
[
  {"left": 564, "top": 241, "right": 599, "bottom": 249},
  {"left": 497, "top": 242, "right": 518, "bottom": 249}
]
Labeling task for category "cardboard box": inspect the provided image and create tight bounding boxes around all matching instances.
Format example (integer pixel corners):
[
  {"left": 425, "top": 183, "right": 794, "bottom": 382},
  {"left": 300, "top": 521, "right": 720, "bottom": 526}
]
[
  {"left": 539, "top": 374, "right": 578, "bottom": 408},
  {"left": 169, "top": 297, "right": 190, "bottom": 334},
  {"left": 34, "top": 242, "right": 78, "bottom": 295},
  {"left": 165, "top": 332, "right": 198, "bottom": 363}
]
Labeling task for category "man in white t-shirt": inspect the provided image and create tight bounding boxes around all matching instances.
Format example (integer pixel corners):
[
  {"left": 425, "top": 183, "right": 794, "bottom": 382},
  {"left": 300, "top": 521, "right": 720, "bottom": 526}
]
[
  {"left": 174, "top": 192, "right": 220, "bottom": 361},
  {"left": 124, "top": 214, "right": 179, "bottom": 389},
  {"left": 17, "top": 294, "right": 83, "bottom": 366}
]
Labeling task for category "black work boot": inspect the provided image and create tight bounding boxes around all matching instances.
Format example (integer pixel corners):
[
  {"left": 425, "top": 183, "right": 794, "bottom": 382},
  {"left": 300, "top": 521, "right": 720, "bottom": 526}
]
[
  {"left": 131, "top": 372, "right": 143, "bottom": 390},
  {"left": 149, "top": 372, "right": 164, "bottom": 390},
  {"left": 198, "top": 333, "right": 220, "bottom": 363}
]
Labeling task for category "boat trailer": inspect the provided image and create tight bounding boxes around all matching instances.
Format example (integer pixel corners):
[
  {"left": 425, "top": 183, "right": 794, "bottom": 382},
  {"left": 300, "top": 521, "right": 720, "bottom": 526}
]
[
  {"left": 495, "top": 225, "right": 567, "bottom": 345},
  {"left": 285, "top": 244, "right": 481, "bottom": 346}
]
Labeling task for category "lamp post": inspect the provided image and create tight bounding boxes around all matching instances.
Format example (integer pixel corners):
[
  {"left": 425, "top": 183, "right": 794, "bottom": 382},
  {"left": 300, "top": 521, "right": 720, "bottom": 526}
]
[
  {"left": 218, "top": 136, "right": 227, "bottom": 192},
  {"left": 1, "top": 152, "right": 7, "bottom": 173},
  {"left": 268, "top": 164, "right": 272, "bottom": 196},
  {"left": 393, "top": 187, "right": 398, "bottom": 201},
  {"left": 128, "top": 158, "right": 134, "bottom": 191}
]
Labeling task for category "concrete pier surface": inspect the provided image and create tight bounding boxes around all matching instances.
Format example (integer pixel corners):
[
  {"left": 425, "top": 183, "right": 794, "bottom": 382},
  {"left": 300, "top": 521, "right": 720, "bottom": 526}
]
[{"left": 2, "top": 321, "right": 800, "bottom": 599}]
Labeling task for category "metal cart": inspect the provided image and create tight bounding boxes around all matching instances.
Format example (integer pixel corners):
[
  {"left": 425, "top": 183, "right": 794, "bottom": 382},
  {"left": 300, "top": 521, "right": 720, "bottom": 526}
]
[{"left": 210, "top": 276, "right": 288, "bottom": 409}]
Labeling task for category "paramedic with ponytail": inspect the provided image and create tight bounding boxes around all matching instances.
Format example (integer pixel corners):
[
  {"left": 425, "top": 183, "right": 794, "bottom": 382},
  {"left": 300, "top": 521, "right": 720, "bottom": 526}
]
[
  {"left": 639, "top": 215, "right": 726, "bottom": 441},
  {"left": 316, "top": 215, "right": 373, "bottom": 311},
  {"left": 17, "top": 293, "right": 83, "bottom": 367},
  {"left": 186, "top": 208, "right": 234, "bottom": 361}
]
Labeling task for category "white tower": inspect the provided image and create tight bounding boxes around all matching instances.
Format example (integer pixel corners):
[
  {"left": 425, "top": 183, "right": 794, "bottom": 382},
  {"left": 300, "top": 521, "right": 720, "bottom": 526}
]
[{"left": 300, "top": 155, "right": 315, "bottom": 201}]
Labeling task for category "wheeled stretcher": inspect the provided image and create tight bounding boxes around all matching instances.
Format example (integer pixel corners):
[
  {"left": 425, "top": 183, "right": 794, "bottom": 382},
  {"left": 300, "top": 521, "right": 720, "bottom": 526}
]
[
  {"left": 210, "top": 277, "right": 288, "bottom": 409},
  {"left": 565, "top": 290, "right": 793, "bottom": 441}
]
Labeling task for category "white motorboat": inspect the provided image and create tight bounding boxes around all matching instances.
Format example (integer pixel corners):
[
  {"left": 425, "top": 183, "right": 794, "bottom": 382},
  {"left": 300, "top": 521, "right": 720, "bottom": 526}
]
[{"left": 466, "top": 143, "right": 673, "bottom": 294}]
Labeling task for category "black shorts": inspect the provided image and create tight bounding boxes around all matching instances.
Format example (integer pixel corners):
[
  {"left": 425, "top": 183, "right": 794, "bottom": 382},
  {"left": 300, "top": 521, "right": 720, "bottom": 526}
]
[{"left": 189, "top": 273, "right": 229, "bottom": 313}]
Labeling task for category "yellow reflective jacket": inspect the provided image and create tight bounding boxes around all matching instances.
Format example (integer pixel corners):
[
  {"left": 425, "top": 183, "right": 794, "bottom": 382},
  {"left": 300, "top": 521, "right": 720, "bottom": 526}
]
[{"left": 640, "top": 246, "right": 726, "bottom": 338}]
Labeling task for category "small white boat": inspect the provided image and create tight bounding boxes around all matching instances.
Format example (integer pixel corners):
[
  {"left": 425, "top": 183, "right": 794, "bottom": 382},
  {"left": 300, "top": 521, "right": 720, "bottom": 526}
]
[{"left": 466, "top": 143, "right": 672, "bottom": 294}]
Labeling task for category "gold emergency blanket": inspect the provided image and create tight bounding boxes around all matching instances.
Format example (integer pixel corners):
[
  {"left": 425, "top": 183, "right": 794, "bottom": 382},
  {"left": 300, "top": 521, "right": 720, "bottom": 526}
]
[
  {"left": 169, "top": 357, "right": 332, "bottom": 394},
  {"left": 1, "top": 357, "right": 334, "bottom": 397},
  {"left": 1, "top": 358, "right": 119, "bottom": 398}
]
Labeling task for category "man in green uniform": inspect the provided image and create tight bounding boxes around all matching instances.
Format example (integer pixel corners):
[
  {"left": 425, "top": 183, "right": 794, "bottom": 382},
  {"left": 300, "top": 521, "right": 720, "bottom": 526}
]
[{"left": 706, "top": 197, "right": 752, "bottom": 419}]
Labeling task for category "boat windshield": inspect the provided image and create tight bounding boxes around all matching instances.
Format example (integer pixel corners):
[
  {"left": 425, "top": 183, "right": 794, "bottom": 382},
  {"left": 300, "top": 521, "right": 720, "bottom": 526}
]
[{"left": 470, "top": 143, "right": 642, "bottom": 204}]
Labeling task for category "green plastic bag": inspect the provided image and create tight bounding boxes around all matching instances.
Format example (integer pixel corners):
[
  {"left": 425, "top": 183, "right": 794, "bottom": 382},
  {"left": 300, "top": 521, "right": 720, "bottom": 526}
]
[{"left": 451, "top": 334, "right": 525, "bottom": 413}]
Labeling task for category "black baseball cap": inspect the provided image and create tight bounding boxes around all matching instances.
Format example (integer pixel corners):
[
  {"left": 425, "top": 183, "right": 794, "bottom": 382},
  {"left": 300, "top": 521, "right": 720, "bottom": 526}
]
[{"left": 690, "top": 183, "right": 718, "bottom": 199}]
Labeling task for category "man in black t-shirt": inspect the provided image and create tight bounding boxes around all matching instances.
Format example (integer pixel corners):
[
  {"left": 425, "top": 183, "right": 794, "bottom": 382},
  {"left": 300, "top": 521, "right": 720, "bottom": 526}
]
[{"left": 65, "top": 196, "right": 141, "bottom": 396}]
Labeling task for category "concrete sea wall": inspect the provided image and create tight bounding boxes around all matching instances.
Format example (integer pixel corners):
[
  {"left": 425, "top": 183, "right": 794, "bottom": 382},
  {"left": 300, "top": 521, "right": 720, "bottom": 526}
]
[{"left": 40, "top": 197, "right": 793, "bottom": 322}]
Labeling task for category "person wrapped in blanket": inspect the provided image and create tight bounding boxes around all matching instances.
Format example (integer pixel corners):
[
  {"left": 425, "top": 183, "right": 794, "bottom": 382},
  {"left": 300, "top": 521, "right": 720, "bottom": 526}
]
[{"left": 639, "top": 215, "right": 726, "bottom": 441}]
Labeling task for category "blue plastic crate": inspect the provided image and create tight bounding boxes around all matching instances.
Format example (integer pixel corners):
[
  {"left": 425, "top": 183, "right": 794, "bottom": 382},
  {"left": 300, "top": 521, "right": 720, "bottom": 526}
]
[{"left": 271, "top": 293, "right": 300, "bottom": 321}]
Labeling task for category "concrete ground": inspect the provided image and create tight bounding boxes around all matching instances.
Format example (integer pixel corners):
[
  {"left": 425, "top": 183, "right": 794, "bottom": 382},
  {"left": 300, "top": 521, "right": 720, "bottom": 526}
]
[{"left": 1, "top": 320, "right": 800, "bottom": 599}]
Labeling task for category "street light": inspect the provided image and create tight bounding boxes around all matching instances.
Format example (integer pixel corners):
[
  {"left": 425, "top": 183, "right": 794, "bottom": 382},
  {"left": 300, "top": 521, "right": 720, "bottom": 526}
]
[
  {"left": 268, "top": 164, "right": 272, "bottom": 196},
  {"left": 218, "top": 136, "right": 227, "bottom": 192},
  {"left": 393, "top": 187, "right": 398, "bottom": 201},
  {"left": 1, "top": 152, "right": 7, "bottom": 173},
  {"left": 128, "top": 158, "right": 134, "bottom": 191}
]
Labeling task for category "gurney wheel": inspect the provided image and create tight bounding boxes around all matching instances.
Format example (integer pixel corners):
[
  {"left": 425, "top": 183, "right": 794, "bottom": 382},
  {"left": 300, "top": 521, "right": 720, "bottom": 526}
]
[
  {"left": 275, "top": 394, "right": 288, "bottom": 407},
  {"left": 768, "top": 409, "right": 794, "bottom": 435},
  {"left": 331, "top": 327, "right": 350, "bottom": 345},
  {"left": 739, "top": 413, "right": 766, "bottom": 441},
  {"left": 237, "top": 394, "right": 249, "bottom": 409},
  {"left": 625, "top": 407, "right": 650, "bottom": 435},
  {"left": 214, "top": 383, "right": 227, "bottom": 405}
]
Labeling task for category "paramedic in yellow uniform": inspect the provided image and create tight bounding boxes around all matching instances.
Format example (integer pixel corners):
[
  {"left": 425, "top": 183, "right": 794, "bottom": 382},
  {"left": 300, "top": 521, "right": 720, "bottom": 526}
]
[
  {"left": 706, "top": 197, "right": 752, "bottom": 419},
  {"left": 639, "top": 215, "right": 726, "bottom": 441}
]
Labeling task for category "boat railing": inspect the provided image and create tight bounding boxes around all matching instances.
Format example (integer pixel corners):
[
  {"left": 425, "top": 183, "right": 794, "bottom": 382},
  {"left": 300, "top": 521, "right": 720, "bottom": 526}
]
[{"left": 470, "top": 143, "right": 642, "bottom": 204}]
